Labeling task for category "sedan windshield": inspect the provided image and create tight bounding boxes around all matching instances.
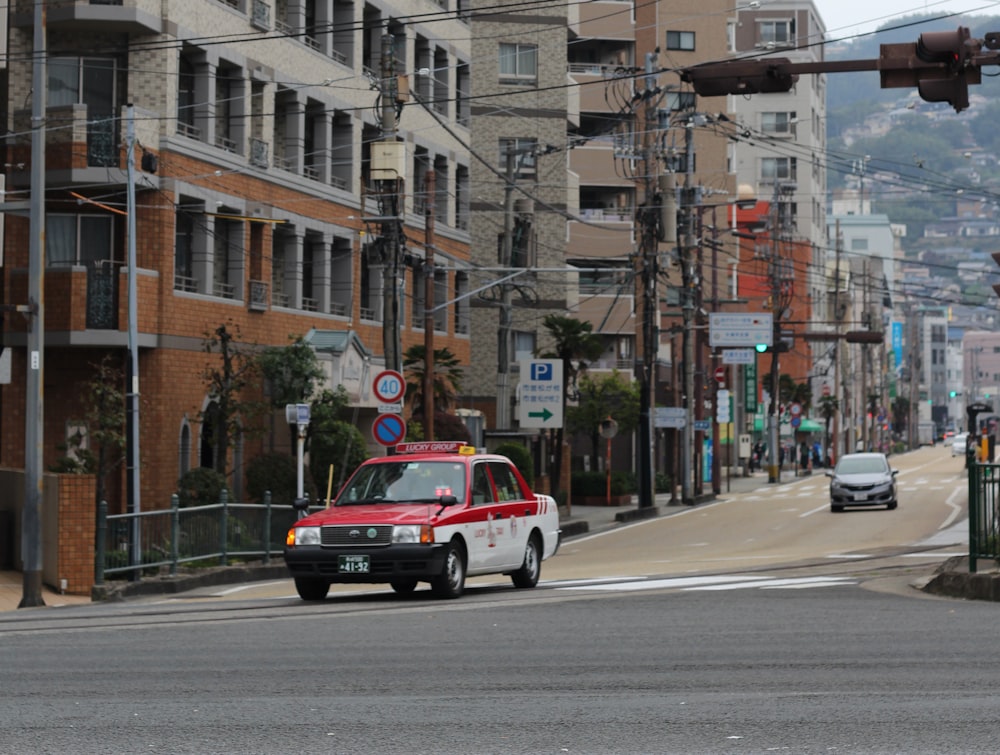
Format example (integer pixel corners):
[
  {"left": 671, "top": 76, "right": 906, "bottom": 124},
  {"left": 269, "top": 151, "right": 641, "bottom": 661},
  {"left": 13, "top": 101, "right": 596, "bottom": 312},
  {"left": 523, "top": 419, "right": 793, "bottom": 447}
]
[
  {"left": 337, "top": 461, "right": 467, "bottom": 505},
  {"left": 836, "top": 457, "right": 888, "bottom": 475}
]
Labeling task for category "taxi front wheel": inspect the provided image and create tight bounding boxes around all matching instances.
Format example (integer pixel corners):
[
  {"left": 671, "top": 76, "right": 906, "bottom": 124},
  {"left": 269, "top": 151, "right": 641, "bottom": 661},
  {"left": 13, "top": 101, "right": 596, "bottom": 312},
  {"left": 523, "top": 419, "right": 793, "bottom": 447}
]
[
  {"left": 431, "top": 541, "right": 466, "bottom": 599},
  {"left": 511, "top": 535, "right": 541, "bottom": 589},
  {"left": 295, "top": 577, "right": 330, "bottom": 601}
]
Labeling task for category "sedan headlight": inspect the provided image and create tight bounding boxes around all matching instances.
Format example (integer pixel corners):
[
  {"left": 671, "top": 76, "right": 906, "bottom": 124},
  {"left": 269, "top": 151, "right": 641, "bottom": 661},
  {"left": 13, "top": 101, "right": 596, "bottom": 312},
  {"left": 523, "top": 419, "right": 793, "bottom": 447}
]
[
  {"left": 392, "top": 524, "right": 434, "bottom": 544},
  {"left": 287, "top": 526, "right": 321, "bottom": 547}
]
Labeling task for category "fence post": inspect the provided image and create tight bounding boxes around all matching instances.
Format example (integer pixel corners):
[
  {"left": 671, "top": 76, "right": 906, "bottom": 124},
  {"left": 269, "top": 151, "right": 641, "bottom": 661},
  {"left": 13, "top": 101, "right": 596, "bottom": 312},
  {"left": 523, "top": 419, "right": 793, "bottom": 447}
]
[
  {"left": 263, "top": 490, "right": 272, "bottom": 565},
  {"left": 94, "top": 500, "right": 107, "bottom": 587},
  {"left": 170, "top": 494, "right": 180, "bottom": 576},
  {"left": 220, "top": 488, "right": 228, "bottom": 567}
]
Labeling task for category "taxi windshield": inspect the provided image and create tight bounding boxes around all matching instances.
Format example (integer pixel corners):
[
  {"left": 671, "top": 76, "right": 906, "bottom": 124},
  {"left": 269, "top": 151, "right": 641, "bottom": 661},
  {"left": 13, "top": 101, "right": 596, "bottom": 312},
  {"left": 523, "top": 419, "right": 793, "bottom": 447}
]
[{"left": 337, "top": 460, "right": 467, "bottom": 505}]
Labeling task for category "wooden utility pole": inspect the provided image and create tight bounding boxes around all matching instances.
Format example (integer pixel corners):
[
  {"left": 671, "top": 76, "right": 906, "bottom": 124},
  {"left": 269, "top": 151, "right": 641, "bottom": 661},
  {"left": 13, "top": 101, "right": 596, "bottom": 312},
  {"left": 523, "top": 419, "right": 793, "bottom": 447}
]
[{"left": 423, "top": 170, "right": 435, "bottom": 440}]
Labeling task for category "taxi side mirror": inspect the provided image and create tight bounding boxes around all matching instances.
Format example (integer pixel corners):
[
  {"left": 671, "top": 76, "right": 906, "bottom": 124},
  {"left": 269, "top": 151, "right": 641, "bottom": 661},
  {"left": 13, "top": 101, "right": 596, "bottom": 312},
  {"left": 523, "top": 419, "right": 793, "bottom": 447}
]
[{"left": 438, "top": 494, "right": 459, "bottom": 507}]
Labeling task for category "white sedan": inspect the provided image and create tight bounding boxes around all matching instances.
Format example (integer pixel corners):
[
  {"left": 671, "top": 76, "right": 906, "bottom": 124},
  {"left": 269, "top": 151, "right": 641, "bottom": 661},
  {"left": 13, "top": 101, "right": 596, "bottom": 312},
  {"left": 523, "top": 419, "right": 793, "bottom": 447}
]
[{"left": 952, "top": 433, "right": 969, "bottom": 457}]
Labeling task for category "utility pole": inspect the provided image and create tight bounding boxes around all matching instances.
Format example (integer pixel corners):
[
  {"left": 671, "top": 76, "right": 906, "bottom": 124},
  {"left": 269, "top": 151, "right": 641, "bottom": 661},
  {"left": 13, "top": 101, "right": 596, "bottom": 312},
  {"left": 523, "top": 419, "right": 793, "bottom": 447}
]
[
  {"left": 126, "top": 106, "right": 142, "bottom": 574},
  {"left": 21, "top": 0, "right": 46, "bottom": 608},
  {"left": 376, "top": 31, "right": 404, "bottom": 377},
  {"left": 496, "top": 149, "right": 516, "bottom": 430},
  {"left": 423, "top": 169, "right": 435, "bottom": 440},
  {"left": 680, "top": 120, "right": 697, "bottom": 503},
  {"left": 766, "top": 183, "right": 794, "bottom": 484},
  {"left": 634, "top": 49, "right": 659, "bottom": 509},
  {"left": 832, "top": 221, "right": 843, "bottom": 465}
]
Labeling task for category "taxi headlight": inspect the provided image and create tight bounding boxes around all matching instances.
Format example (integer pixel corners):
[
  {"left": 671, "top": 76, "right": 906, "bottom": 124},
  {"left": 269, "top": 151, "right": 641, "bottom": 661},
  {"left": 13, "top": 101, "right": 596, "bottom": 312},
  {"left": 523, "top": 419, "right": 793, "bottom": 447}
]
[
  {"left": 392, "top": 524, "right": 434, "bottom": 544},
  {"left": 292, "top": 526, "right": 321, "bottom": 546}
]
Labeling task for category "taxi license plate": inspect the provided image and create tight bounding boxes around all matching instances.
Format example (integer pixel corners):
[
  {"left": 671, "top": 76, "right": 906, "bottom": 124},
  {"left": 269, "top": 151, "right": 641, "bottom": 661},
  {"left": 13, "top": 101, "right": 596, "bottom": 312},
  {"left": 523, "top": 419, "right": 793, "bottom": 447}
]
[
  {"left": 853, "top": 493, "right": 869, "bottom": 502},
  {"left": 339, "top": 555, "right": 370, "bottom": 574}
]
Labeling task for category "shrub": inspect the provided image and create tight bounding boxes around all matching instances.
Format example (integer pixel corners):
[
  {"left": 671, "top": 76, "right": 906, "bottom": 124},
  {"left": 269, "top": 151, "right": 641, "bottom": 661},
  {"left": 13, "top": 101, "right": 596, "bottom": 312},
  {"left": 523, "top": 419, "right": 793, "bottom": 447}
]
[
  {"left": 494, "top": 442, "right": 534, "bottom": 487},
  {"left": 571, "top": 470, "right": 635, "bottom": 497},
  {"left": 176, "top": 467, "right": 231, "bottom": 508},
  {"left": 309, "top": 421, "right": 368, "bottom": 500},
  {"left": 246, "top": 452, "right": 316, "bottom": 506}
]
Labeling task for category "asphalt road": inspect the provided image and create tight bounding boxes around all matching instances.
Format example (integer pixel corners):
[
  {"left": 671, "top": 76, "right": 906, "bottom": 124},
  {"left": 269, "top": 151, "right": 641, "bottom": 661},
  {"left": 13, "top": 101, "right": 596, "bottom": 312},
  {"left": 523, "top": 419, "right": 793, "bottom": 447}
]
[{"left": 2, "top": 446, "right": 993, "bottom": 754}]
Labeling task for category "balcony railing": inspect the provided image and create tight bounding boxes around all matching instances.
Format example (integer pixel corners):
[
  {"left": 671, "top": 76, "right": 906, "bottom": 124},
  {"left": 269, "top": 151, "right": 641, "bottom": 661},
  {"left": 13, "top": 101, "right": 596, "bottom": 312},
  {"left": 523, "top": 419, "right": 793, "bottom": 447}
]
[
  {"left": 177, "top": 121, "right": 200, "bottom": 140},
  {"left": 213, "top": 281, "right": 236, "bottom": 300},
  {"left": 88, "top": 118, "right": 117, "bottom": 167},
  {"left": 174, "top": 274, "right": 197, "bottom": 293},
  {"left": 86, "top": 261, "right": 118, "bottom": 329}
]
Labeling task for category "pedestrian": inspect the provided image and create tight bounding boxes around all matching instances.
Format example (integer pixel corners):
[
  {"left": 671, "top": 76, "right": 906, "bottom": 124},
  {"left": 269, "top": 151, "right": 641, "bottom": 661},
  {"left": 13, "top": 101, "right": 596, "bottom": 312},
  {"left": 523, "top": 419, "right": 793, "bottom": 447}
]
[
  {"left": 799, "top": 440, "right": 809, "bottom": 472},
  {"left": 811, "top": 443, "right": 822, "bottom": 469}
]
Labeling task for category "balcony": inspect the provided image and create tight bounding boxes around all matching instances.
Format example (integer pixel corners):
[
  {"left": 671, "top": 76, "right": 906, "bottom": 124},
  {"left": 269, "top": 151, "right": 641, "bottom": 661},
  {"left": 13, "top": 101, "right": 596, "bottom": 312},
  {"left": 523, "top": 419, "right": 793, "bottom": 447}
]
[
  {"left": 251, "top": 0, "right": 270, "bottom": 30},
  {"left": 569, "top": 0, "right": 634, "bottom": 40},
  {"left": 13, "top": 0, "right": 162, "bottom": 34},
  {"left": 567, "top": 217, "right": 633, "bottom": 259},
  {"left": 248, "top": 280, "right": 269, "bottom": 311},
  {"left": 569, "top": 143, "right": 632, "bottom": 187}
]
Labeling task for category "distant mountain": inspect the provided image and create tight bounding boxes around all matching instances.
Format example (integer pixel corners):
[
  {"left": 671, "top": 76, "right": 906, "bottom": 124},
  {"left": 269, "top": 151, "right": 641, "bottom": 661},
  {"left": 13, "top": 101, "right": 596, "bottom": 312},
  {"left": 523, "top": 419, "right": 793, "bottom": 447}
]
[{"left": 827, "top": 13, "right": 1000, "bottom": 126}]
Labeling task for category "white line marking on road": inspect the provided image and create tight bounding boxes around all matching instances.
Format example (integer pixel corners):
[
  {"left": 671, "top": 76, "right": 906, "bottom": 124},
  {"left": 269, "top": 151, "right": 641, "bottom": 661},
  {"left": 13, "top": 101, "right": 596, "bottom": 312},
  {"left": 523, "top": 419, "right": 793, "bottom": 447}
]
[{"left": 685, "top": 576, "right": 855, "bottom": 591}]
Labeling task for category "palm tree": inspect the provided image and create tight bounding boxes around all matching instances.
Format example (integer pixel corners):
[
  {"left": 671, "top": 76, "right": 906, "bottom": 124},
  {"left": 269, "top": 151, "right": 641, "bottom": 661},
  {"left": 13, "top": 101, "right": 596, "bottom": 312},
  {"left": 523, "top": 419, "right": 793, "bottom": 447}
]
[
  {"left": 818, "top": 394, "right": 839, "bottom": 464},
  {"left": 540, "top": 314, "right": 604, "bottom": 508},
  {"left": 403, "top": 344, "right": 463, "bottom": 418}
]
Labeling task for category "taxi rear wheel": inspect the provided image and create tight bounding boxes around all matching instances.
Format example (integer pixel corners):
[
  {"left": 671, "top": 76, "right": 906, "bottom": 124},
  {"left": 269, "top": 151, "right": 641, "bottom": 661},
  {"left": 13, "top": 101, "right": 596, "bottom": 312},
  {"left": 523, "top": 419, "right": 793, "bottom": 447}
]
[
  {"left": 294, "top": 577, "right": 330, "bottom": 601},
  {"left": 391, "top": 579, "right": 418, "bottom": 595},
  {"left": 431, "top": 541, "right": 466, "bottom": 599},
  {"left": 511, "top": 535, "right": 541, "bottom": 589}
]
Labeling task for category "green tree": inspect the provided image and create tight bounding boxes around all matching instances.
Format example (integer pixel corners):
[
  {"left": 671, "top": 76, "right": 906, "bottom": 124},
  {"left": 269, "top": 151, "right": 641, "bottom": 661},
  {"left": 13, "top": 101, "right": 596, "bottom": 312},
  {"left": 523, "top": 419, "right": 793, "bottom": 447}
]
[
  {"left": 307, "top": 386, "right": 369, "bottom": 496},
  {"left": 567, "top": 371, "right": 640, "bottom": 463},
  {"left": 201, "top": 321, "right": 265, "bottom": 479},
  {"left": 539, "top": 314, "right": 604, "bottom": 506},
  {"left": 258, "top": 334, "right": 326, "bottom": 448}
]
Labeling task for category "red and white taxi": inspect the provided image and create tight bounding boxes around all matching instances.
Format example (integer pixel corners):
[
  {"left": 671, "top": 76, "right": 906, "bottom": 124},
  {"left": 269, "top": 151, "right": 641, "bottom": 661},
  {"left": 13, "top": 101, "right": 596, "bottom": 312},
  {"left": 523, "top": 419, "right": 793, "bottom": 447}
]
[{"left": 284, "top": 441, "right": 561, "bottom": 600}]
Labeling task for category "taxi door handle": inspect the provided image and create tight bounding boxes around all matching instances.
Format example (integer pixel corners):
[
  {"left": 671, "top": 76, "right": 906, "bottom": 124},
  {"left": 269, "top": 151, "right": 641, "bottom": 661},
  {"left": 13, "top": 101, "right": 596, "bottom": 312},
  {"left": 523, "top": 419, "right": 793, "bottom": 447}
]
[
  {"left": 493, "top": 512, "right": 504, "bottom": 519},
  {"left": 524, "top": 508, "right": 531, "bottom": 516}
]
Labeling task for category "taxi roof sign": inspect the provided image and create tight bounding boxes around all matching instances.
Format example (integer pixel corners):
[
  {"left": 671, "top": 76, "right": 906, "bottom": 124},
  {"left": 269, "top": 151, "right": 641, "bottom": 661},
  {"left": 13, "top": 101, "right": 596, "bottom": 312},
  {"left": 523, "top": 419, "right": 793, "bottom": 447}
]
[{"left": 395, "top": 441, "right": 473, "bottom": 455}]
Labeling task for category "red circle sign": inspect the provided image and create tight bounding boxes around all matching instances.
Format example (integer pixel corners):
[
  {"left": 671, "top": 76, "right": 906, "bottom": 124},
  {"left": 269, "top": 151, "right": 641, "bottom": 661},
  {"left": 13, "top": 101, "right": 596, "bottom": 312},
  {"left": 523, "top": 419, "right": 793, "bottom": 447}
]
[
  {"left": 372, "top": 413, "right": 407, "bottom": 446},
  {"left": 373, "top": 370, "right": 405, "bottom": 403},
  {"left": 714, "top": 366, "right": 726, "bottom": 383}
]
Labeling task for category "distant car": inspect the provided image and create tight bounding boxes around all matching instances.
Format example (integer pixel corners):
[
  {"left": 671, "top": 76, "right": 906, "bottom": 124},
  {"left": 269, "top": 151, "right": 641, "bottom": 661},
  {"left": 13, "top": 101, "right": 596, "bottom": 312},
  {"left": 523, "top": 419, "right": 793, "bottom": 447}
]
[
  {"left": 952, "top": 433, "right": 970, "bottom": 457},
  {"left": 283, "top": 441, "right": 561, "bottom": 601},
  {"left": 826, "top": 452, "right": 898, "bottom": 512}
]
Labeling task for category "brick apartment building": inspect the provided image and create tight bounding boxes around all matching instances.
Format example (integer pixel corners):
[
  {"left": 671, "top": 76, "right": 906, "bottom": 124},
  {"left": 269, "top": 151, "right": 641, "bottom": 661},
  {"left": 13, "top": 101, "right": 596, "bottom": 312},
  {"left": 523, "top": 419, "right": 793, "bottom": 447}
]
[{"left": 0, "top": 0, "right": 472, "bottom": 515}]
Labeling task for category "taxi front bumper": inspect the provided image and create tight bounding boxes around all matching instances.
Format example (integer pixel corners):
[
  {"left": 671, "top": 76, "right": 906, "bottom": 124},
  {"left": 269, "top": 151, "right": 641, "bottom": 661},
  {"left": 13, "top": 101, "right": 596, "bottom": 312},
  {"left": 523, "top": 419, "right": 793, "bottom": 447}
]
[{"left": 283, "top": 543, "right": 449, "bottom": 583}]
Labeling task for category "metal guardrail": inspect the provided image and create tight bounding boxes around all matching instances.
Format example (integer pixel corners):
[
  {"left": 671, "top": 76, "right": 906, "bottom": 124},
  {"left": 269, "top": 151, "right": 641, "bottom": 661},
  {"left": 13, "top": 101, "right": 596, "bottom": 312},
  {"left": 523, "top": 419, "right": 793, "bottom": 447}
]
[
  {"left": 94, "top": 491, "right": 312, "bottom": 585},
  {"left": 968, "top": 461, "right": 1000, "bottom": 572}
]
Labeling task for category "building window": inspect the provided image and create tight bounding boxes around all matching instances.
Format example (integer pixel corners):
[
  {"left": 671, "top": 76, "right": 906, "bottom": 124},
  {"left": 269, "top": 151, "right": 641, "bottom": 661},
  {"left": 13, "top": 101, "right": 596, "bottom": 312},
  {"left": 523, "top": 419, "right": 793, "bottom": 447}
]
[
  {"left": 499, "top": 42, "right": 537, "bottom": 83},
  {"left": 759, "top": 20, "right": 794, "bottom": 46},
  {"left": 499, "top": 138, "right": 537, "bottom": 178},
  {"left": 47, "top": 214, "right": 113, "bottom": 266},
  {"left": 760, "top": 156, "right": 796, "bottom": 182},
  {"left": 851, "top": 237, "right": 868, "bottom": 251},
  {"left": 761, "top": 111, "right": 796, "bottom": 134},
  {"left": 49, "top": 56, "right": 119, "bottom": 166},
  {"left": 666, "top": 31, "right": 695, "bottom": 51}
]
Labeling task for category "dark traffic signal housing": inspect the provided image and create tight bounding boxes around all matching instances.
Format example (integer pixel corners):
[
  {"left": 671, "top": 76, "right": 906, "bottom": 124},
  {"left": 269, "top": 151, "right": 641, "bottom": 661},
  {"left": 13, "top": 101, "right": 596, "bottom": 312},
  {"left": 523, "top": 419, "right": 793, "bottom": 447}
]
[{"left": 681, "top": 27, "right": 999, "bottom": 113}]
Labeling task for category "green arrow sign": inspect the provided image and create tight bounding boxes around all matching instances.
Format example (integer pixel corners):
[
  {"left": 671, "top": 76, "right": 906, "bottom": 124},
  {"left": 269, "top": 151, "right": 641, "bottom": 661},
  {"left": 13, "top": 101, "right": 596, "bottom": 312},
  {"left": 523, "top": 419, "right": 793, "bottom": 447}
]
[{"left": 528, "top": 408, "right": 553, "bottom": 422}]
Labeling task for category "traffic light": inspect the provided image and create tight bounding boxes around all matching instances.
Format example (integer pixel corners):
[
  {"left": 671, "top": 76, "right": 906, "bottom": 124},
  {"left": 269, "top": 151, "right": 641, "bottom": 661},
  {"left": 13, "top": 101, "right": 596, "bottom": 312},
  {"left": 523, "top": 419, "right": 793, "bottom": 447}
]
[
  {"left": 914, "top": 27, "right": 979, "bottom": 111},
  {"left": 754, "top": 341, "right": 788, "bottom": 353}
]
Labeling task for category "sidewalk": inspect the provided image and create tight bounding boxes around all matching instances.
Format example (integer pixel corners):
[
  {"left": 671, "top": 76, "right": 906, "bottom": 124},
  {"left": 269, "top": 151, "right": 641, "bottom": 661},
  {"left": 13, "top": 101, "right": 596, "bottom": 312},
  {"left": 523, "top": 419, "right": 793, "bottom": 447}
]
[{"left": 0, "top": 468, "right": 828, "bottom": 613}]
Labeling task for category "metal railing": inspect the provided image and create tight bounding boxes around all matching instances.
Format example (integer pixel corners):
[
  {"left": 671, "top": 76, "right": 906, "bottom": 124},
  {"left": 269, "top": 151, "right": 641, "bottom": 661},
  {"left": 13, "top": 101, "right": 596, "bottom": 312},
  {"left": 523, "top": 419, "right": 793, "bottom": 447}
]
[
  {"left": 94, "top": 491, "right": 308, "bottom": 584},
  {"left": 968, "top": 462, "right": 1000, "bottom": 572}
]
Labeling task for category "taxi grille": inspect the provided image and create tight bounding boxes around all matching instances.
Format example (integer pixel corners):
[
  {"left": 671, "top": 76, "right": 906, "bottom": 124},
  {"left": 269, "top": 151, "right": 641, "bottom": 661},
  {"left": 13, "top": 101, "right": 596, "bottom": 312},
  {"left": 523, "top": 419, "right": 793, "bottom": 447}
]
[{"left": 321, "top": 525, "right": 393, "bottom": 547}]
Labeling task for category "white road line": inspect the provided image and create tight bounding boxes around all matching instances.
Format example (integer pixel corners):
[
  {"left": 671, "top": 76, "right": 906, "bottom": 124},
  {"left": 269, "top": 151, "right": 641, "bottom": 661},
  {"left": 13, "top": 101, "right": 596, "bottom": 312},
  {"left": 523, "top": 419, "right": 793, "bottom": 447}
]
[{"left": 685, "top": 576, "right": 855, "bottom": 591}]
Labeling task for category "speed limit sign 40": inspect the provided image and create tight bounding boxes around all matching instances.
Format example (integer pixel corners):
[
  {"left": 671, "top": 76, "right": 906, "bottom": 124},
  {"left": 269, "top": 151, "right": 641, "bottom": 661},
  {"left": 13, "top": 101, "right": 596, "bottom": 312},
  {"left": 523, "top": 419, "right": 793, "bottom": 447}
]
[{"left": 373, "top": 370, "right": 405, "bottom": 404}]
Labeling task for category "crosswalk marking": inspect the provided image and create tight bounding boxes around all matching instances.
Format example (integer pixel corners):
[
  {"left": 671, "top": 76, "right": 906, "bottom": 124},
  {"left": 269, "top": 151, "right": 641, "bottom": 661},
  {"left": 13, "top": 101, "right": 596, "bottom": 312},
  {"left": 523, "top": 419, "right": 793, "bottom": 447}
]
[{"left": 557, "top": 574, "right": 857, "bottom": 593}]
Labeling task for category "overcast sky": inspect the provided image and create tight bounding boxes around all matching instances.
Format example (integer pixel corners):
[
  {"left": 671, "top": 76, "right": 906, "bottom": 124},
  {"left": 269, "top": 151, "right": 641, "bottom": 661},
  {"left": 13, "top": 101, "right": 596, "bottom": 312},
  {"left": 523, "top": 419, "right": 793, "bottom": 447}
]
[{"left": 812, "top": 0, "right": 999, "bottom": 37}]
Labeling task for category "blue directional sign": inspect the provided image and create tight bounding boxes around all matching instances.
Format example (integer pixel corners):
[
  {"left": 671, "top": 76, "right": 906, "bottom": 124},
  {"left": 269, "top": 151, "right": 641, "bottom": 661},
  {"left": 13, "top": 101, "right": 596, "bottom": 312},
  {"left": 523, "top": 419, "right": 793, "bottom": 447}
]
[{"left": 518, "top": 359, "right": 563, "bottom": 428}]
